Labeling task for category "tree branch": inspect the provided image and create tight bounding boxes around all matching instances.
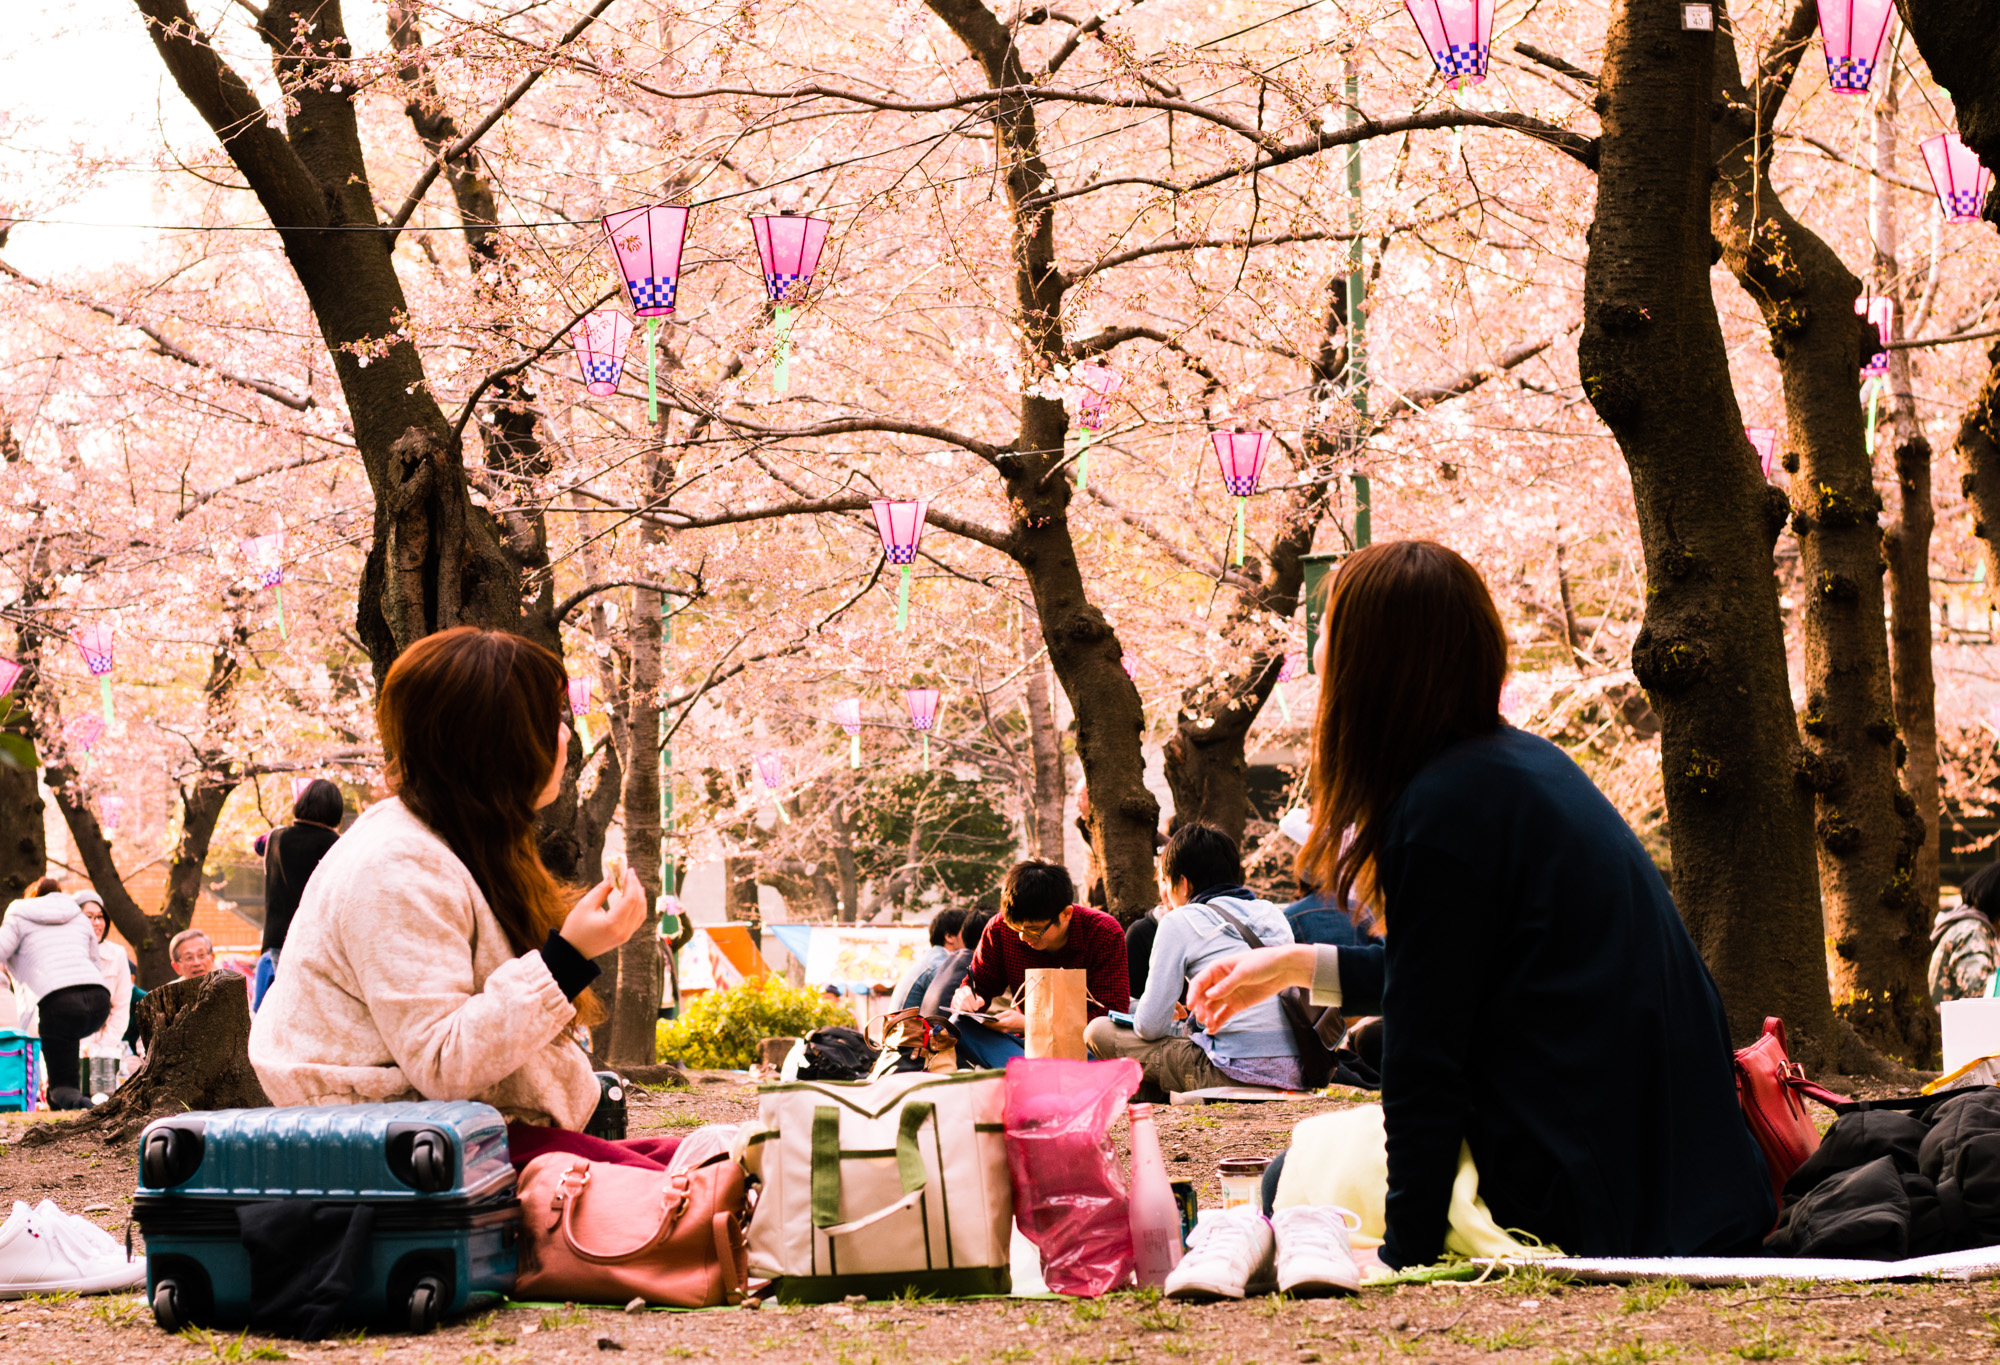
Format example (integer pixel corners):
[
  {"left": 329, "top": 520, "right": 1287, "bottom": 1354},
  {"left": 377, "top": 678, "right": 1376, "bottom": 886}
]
[
  {"left": 449, "top": 288, "right": 616, "bottom": 445},
  {"left": 384, "top": 0, "right": 619, "bottom": 237}
]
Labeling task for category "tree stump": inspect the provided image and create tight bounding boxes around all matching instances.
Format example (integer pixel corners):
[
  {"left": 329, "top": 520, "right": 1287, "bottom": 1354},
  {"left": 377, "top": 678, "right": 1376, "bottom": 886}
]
[{"left": 23, "top": 971, "right": 270, "bottom": 1147}]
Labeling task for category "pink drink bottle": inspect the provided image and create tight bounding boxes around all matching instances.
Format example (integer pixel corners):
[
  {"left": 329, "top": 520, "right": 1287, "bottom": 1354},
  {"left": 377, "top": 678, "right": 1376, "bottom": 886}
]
[{"left": 1126, "top": 1102, "right": 1184, "bottom": 1286}]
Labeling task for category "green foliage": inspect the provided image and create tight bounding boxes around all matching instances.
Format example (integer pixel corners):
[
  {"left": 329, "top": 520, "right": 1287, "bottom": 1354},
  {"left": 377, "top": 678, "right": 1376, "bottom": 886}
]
[
  {"left": 656, "top": 974, "right": 854, "bottom": 1070},
  {"left": 853, "top": 771, "right": 1015, "bottom": 902}
]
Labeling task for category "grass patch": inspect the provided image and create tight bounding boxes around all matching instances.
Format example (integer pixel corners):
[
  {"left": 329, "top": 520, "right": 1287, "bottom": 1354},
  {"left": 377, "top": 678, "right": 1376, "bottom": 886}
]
[
  {"left": 1622, "top": 1278, "right": 1691, "bottom": 1313},
  {"left": 539, "top": 1302, "right": 590, "bottom": 1331},
  {"left": 179, "top": 1327, "right": 290, "bottom": 1361}
]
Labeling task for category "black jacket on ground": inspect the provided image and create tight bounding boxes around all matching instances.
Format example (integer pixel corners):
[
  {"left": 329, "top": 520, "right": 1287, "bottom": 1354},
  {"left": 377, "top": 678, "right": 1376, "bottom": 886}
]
[
  {"left": 262, "top": 822, "right": 340, "bottom": 953},
  {"left": 1363, "top": 725, "right": 1772, "bottom": 1268}
]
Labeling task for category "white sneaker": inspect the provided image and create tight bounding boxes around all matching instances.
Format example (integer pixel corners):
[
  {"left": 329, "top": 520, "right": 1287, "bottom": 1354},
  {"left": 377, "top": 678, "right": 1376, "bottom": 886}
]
[
  {"left": 32, "top": 1201, "right": 129, "bottom": 1266},
  {"left": 1163, "top": 1207, "right": 1275, "bottom": 1300},
  {"left": 1272, "top": 1205, "right": 1363, "bottom": 1296},
  {"left": 0, "top": 1202, "right": 143, "bottom": 1297}
]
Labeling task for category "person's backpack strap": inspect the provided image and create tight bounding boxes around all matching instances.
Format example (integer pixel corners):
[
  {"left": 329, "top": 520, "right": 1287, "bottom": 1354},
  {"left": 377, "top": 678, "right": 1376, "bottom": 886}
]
[
  {"left": 1202, "top": 902, "right": 1263, "bottom": 950},
  {"left": 1202, "top": 902, "right": 1336, "bottom": 1090}
]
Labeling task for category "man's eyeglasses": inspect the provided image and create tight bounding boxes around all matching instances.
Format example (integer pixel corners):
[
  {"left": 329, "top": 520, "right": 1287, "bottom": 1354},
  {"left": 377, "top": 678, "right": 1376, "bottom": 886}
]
[{"left": 1005, "top": 917, "right": 1061, "bottom": 941}]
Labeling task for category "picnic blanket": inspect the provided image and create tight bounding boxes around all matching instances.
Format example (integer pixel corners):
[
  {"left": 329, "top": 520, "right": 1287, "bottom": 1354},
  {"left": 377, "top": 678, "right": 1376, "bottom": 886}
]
[{"left": 1471, "top": 1244, "right": 2000, "bottom": 1285}]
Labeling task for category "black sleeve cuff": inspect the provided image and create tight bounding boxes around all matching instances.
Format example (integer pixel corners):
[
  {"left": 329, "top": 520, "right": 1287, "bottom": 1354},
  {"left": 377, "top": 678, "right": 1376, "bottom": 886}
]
[{"left": 539, "top": 930, "right": 602, "bottom": 1001}]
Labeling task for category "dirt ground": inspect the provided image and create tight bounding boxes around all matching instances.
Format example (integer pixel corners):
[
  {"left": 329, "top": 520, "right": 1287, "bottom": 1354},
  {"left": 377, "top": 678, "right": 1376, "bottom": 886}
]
[{"left": 4, "top": 1078, "right": 1999, "bottom": 1363}]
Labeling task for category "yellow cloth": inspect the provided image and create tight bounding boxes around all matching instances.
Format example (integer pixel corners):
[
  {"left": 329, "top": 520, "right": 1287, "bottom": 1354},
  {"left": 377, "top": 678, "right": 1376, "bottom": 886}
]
[{"left": 1272, "top": 1104, "right": 1551, "bottom": 1267}]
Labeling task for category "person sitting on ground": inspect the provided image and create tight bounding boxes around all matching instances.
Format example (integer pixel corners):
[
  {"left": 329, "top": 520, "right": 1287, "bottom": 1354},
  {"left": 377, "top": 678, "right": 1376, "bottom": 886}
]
[
  {"left": 1179, "top": 540, "right": 1770, "bottom": 1297},
  {"left": 890, "top": 906, "right": 966, "bottom": 1011},
  {"left": 73, "top": 890, "right": 131, "bottom": 1079},
  {"left": 1275, "top": 809, "right": 1377, "bottom": 948},
  {"left": 1087, "top": 822, "right": 1302, "bottom": 1096},
  {"left": 257, "top": 778, "right": 346, "bottom": 1007},
  {"left": 0, "top": 879, "right": 111, "bottom": 1110},
  {"left": 949, "top": 862, "right": 1129, "bottom": 1066},
  {"left": 168, "top": 929, "right": 216, "bottom": 980},
  {"left": 1932, "top": 862, "right": 2000, "bottom": 1005},
  {"left": 249, "top": 627, "right": 666, "bottom": 1172},
  {"left": 918, "top": 905, "right": 994, "bottom": 1022}
]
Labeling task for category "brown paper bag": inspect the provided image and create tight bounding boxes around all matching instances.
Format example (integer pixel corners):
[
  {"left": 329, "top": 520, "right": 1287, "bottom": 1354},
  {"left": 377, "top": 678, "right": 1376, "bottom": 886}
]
[{"left": 1023, "top": 967, "right": 1089, "bottom": 1059}]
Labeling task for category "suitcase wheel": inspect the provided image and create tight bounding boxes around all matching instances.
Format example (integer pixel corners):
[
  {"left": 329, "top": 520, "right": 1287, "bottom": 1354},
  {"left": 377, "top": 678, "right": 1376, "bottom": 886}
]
[
  {"left": 141, "top": 1128, "right": 203, "bottom": 1189},
  {"left": 405, "top": 1275, "right": 444, "bottom": 1334},
  {"left": 409, "top": 1133, "right": 450, "bottom": 1193},
  {"left": 152, "top": 1280, "right": 185, "bottom": 1332}
]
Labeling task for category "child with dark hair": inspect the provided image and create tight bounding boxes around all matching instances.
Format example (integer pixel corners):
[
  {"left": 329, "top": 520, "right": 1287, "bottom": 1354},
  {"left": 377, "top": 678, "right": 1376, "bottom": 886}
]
[
  {"left": 1087, "top": 823, "right": 1300, "bottom": 1095},
  {"left": 890, "top": 907, "right": 969, "bottom": 1010}
]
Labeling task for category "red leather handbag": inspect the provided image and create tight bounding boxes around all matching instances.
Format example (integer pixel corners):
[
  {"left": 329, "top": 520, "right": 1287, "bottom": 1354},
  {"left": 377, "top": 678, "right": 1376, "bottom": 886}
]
[{"left": 1734, "top": 1017, "right": 1849, "bottom": 1204}]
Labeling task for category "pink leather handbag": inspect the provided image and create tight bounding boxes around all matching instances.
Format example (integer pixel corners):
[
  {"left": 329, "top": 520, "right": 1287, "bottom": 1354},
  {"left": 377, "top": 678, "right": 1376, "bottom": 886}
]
[{"left": 513, "top": 1149, "right": 748, "bottom": 1307}]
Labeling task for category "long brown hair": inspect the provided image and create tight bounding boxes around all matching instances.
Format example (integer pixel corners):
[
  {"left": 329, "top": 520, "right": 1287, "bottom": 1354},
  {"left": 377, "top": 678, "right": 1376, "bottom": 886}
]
[
  {"left": 1299, "top": 541, "right": 1508, "bottom": 914},
  {"left": 378, "top": 627, "right": 599, "bottom": 1024}
]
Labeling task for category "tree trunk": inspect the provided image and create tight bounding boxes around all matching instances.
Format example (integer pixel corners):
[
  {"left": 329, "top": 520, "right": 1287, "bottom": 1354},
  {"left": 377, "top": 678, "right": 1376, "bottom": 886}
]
[
  {"left": 0, "top": 622, "right": 42, "bottom": 904},
  {"left": 1710, "top": 9, "right": 1925, "bottom": 1061},
  {"left": 134, "top": 0, "right": 538, "bottom": 689},
  {"left": 24, "top": 972, "right": 271, "bottom": 1146},
  {"left": 926, "top": 0, "right": 1160, "bottom": 923},
  {"left": 830, "top": 800, "right": 861, "bottom": 923},
  {"left": 1959, "top": 344, "right": 2000, "bottom": 592},
  {"left": 1875, "top": 74, "right": 1942, "bottom": 991},
  {"left": 1580, "top": 0, "right": 1835, "bottom": 1060},
  {"left": 726, "top": 856, "right": 760, "bottom": 925},
  {"left": 1019, "top": 602, "right": 1067, "bottom": 863}
]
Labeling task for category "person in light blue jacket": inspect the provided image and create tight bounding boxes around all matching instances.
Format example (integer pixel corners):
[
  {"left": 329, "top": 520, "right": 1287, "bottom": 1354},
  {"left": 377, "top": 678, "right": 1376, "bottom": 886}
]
[{"left": 1086, "top": 823, "right": 1301, "bottom": 1095}]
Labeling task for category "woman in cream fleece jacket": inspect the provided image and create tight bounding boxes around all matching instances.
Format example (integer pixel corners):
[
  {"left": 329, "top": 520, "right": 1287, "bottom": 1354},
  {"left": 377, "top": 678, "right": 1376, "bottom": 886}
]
[{"left": 250, "top": 628, "right": 647, "bottom": 1135}]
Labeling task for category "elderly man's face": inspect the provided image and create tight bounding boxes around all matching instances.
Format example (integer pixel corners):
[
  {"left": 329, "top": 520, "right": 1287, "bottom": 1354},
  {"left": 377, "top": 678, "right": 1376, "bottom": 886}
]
[{"left": 173, "top": 939, "right": 214, "bottom": 978}]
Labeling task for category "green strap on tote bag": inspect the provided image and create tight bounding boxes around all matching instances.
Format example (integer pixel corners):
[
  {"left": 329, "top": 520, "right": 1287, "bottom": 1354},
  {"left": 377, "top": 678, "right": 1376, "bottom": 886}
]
[{"left": 810, "top": 1101, "right": 935, "bottom": 1230}]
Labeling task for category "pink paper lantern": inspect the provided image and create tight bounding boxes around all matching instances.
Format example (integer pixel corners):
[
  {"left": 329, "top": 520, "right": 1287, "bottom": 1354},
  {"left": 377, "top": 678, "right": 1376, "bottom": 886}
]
[
  {"left": 602, "top": 205, "right": 691, "bottom": 317},
  {"left": 1857, "top": 296, "right": 1893, "bottom": 376},
  {"left": 1279, "top": 651, "right": 1305, "bottom": 683},
  {"left": 1403, "top": 0, "right": 1493, "bottom": 90},
  {"left": 751, "top": 214, "right": 832, "bottom": 304},
  {"left": 1817, "top": 0, "right": 1895, "bottom": 93},
  {"left": 0, "top": 657, "right": 21, "bottom": 696},
  {"left": 242, "top": 534, "right": 285, "bottom": 588},
  {"left": 1746, "top": 427, "right": 1779, "bottom": 479},
  {"left": 833, "top": 699, "right": 862, "bottom": 735},
  {"left": 871, "top": 499, "right": 929, "bottom": 565},
  {"left": 1922, "top": 133, "right": 1994, "bottom": 224},
  {"left": 1211, "top": 430, "right": 1271, "bottom": 496},
  {"left": 99, "top": 795, "right": 127, "bottom": 832},
  {"left": 573, "top": 310, "right": 635, "bottom": 396},
  {"left": 74, "top": 625, "right": 114, "bottom": 676},
  {"left": 568, "top": 676, "right": 595, "bottom": 717},
  {"left": 291, "top": 776, "right": 313, "bottom": 803},
  {"left": 905, "top": 688, "right": 941, "bottom": 731},
  {"left": 1073, "top": 364, "right": 1123, "bottom": 432},
  {"left": 65, "top": 714, "right": 104, "bottom": 752},
  {"left": 754, "top": 752, "right": 786, "bottom": 790}
]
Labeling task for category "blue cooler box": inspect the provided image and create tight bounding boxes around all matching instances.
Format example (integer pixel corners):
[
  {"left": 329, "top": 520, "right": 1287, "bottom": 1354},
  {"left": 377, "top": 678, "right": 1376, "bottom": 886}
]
[
  {"left": 132, "top": 1101, "right": 519, "bottom": 1334},
  {"left": 0, "top": 1031, "right": 39, "bottom": 1112}
]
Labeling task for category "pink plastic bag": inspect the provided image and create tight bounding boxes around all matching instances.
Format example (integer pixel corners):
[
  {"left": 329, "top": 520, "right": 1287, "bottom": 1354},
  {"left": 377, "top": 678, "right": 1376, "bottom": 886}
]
[{"left": 1003, "top": 1056, "right": 1141, "bottom": 1297}]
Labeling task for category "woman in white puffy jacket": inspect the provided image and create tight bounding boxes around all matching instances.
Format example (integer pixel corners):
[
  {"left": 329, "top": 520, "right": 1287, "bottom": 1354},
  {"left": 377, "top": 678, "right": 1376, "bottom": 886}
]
[
  {"left": 72, "top": 890, "right": 132, "bottom": 1080},
  {"left": 0, "top": 879, "right": 111, "bottom": 1109}
]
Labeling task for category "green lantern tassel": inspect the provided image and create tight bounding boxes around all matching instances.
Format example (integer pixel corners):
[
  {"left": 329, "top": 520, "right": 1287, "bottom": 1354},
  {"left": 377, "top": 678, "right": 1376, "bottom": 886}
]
[
  {"left": 645, "top": 317, "right": 661, "bottom": 423},
  {"left": 275, "top": 583, "right": 287, "bottom": 640},
  {"left": 98, "top": 676, "right": 114, "bottom": 724},
  {"left": 1075, "top": 426, "right": 1093, "bottom": 492},
  {"left": 1233, "top": 495, "right": 1248, "bottom": 566},
  {"left": 575, "top": 715, "right": 592, "bottom": 752},
  {"left": 1275, "top": 682, "right": 1291, "bottom": 723},
  {"left": 896, "top": 564, "right": 912, "bottom": 630},
  {"left": 922, "top": 733, "right": 930, "bottom": 770},
  {"left": 1864, "top": 376, "right": 1881, "bottom": 456},
  {"left": 849, "top": 733, "right": 860, "bottom": 769},
  {"left": 774, "top": 304, "right": 793, "bottom": 395}
]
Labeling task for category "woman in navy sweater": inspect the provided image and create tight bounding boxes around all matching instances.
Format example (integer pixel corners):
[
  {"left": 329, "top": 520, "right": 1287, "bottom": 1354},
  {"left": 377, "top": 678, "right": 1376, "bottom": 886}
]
[{"left": 1192, "top": 540, "right": 1772, "bottom": 1270}]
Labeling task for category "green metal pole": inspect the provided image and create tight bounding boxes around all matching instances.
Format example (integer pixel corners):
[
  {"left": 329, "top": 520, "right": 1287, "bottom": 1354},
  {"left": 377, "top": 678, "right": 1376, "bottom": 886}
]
[
  {"left": 660, "top": 595, "right": 676, "bottom": 907},
  {"left": 1345, "top": 61, "right": 1372, "bottom": 549}
]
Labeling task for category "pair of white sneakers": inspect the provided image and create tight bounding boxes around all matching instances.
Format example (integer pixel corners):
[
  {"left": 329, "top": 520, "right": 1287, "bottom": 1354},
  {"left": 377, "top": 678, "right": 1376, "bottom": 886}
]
[
  {"left": 0, "top": 1200, "right": 146, "bottom": 1297},
  {"left": 1164, "top": 1204, "right": 1364, "bottom": 1299}
]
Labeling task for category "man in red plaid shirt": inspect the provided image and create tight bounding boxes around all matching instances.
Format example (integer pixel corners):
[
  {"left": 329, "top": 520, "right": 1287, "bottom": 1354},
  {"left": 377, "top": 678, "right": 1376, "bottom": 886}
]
[{"left": 952, "top": 861, "right": 1131, "bottom": 1040}]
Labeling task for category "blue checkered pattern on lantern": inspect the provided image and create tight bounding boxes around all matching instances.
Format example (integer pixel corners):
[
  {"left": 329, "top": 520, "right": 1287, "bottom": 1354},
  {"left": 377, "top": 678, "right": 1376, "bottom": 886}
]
[
  {"left": 83, "top": 652, "right": 112, "bottom": 675},
  {"left": 885, "top": 544, "right": 919, "bottom": 566},
  {"left": 584, "top": 358, "right": 621, "bottom": 385},
  {"left": 1948, "top": 189, "right": 1982, "bottom": 218},
  {"left": 1828, "top": 57, "right": 1874, "bottom": 91},
  {"left": 1079, "top": 399, "right": 1108, "bottom": 430},
  {"left": 1435, "top": 42, "right": 1487, "bottom": 79},
  {"left": 1223, "top": 475, "right": 1258, "bottom": 496},
  {"left": 764, "top": 272, "right": 808, "bottom": 301},
  {"left": 258, "top": 568, "right": 283, "bottom": 588},
  {"left": 625, "top": 276, "right": 678, "bottom": 312}
]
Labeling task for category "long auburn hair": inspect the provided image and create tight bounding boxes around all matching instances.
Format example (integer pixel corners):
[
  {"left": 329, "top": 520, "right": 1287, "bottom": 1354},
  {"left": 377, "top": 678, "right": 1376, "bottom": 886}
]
[
  {"left": 1299, "top": 540, "right": 1508, "bottom": 916},
  {"left": 378, "top": 627, "right": 599, "bottom": 1024}
]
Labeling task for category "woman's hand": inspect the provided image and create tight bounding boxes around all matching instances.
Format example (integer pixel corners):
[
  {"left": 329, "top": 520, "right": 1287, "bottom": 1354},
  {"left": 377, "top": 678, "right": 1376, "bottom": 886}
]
[
  {"left": 1187, "top": 944, "right": 1320, "bottom": 1029},
  {"left": 992, "top": 1007, "right": 1026, "bottom": 1035},
  {"left": 559, "top": 867, "right": 648, "bottom": 960}
]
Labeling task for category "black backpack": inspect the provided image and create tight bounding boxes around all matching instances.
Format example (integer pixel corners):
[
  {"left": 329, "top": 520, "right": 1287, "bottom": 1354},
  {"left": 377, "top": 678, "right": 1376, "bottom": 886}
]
[{"left": 794, "top": 1026, "right": 878, "bottom": 1081}]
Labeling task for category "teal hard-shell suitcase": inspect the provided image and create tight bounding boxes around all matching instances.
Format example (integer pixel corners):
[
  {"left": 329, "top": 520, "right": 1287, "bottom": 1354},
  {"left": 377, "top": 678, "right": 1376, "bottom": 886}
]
[{"left": 132, "top": 1101, "right": 518, "bottom": 1335}]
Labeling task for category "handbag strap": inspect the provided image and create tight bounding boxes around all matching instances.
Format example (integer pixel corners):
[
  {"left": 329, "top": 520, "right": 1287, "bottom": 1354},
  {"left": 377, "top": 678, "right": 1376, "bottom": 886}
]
[
  {"left": 1203, "top": 902, "right": 1265, "bottom": 952},
  {"left": 554, "top": 1160, "right": 698, "bottom": 1264}
]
